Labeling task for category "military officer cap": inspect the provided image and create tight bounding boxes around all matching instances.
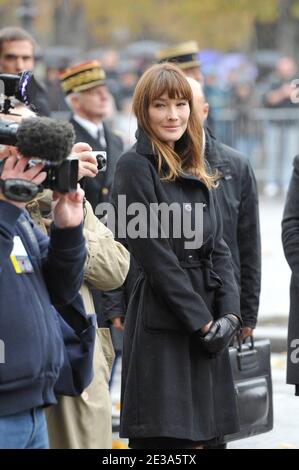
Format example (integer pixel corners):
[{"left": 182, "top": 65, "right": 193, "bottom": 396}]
[
  {"left": 60, "top": 60, "right": 106, "bottom": 95},
  {"left": 156, "top": 41, "right": 201, "bottom": 70}
]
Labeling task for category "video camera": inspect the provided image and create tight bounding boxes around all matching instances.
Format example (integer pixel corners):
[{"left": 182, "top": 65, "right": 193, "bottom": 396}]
[{"left": 0, "top": 72, "right": 77, "bottom": 201}]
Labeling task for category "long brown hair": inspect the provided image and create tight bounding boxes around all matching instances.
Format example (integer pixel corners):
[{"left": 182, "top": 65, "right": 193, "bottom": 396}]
[{"left": 132, "top": 63, "right": 217, "bottom": 189}]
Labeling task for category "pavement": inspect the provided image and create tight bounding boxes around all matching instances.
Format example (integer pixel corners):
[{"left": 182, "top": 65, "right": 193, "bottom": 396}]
[
  {"left": 255, "top": 196, "right": 290, "bottom": 352},
  {"left": 221, "top": 196, "right": 297, "bottom": 449},
  {"left": 229, "top": 353, "right": 299, "bottom": 449},
  {"left": 226, "top": 197, "right": 299, "bottom": 449},
  {"left": 111, "top": 352, "right": 299, "bottom": 450}
]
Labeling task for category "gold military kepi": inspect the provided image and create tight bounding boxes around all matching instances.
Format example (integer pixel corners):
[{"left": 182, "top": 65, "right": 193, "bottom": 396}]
[
  {"left": 59, "top": 60, "right": 106, "bottom": 95},
  {"left": 156, "top": 41, "right": 201, "bottom": 70}
]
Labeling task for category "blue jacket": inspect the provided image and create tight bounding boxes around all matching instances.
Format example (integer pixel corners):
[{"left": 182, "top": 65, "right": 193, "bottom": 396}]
[{"left": 0, "top": 200, "right": 86, "bottom": 416}]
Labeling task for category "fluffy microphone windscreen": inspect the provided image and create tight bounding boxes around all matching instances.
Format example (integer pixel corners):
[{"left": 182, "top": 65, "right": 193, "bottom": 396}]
[{"left": 16, "top": 117, "right": 75, "bottom": 162}]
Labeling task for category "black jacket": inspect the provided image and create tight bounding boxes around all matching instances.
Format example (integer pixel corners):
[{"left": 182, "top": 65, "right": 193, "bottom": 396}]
[
  {"left": 112, "top": 129, "right": 241, "bottom": 442},
  {"left": 282, "top": 155, "right": 299, "bottom": 395},
  {"left": 0, "top": 201, "right": 86, "bottom": 416},
  {"left": 70, "top": 118, "right": 123, "bottom": 211},
  {"left": 205, "top": 129, "right": 261, "bottom": 328}
]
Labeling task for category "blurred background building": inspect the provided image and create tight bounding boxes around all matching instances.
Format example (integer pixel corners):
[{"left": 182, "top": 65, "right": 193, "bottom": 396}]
[{"left": 2, "top": 0, "right": 299, "bottom": 193}]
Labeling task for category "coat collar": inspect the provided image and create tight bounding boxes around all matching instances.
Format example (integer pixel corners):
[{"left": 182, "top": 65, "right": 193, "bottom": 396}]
[
  {"left": 72, "top": 114, "right": 105, "bottom": 142},
  {"left": 135, "top": 127, "right": 211, "bottom": 192},
  {"left": 70, "top": 116, "right": 110, "bottom": 151},
  {"left": 135, "top": 127, "right": 189, "bottom": 157},
  {"left": 204, "top": 127, "right": 220, "bottom": 164},
  {"left": 204, "top": 127, "right": 229, "bottom": 167},
  {"left": 135, "top": 127, "right": 156, "bottom": 156}
]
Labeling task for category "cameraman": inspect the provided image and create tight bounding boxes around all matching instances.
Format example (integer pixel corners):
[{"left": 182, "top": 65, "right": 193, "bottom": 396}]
[
  {"left": 5, "top": 104, "right": 130, "bottom": 448},
  {"left": 0, "top": 140, "right": 86, "bottom": 448},
  {"left": 0, "top": 27, "right": 51, "bottom": 116}
]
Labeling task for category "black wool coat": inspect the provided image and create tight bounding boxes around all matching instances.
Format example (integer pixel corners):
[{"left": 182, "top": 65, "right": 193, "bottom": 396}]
[
  {"left": 205, "top": 129, "right": 261, "bottom": 329},
  {"left": 112, "top": 130, "right": 241, "bottom": 442},
  {"left": 70, "top": 118, "right": 123, "bottom": 210},
  {"left": 282, "top": 155, "right": 299, "bottom": 395}
]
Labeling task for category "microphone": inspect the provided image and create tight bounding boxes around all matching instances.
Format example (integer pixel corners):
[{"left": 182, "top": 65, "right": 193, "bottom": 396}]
[{"left": 0, "top": 117, "right": 75, "bottom": 162}]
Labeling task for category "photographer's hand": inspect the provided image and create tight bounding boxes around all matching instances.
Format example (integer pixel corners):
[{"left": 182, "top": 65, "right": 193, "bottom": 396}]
[
  {"left": 52, "top": 185, "right": 84, "bottom": 228},
  {"left": 72, "top": 142, "right": 98, "bottom": 180},
  {"left": 0, "top": 152, "right": 46, "bottom": 208}
]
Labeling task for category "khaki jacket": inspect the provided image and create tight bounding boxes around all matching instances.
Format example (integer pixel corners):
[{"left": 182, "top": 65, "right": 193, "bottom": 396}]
[
  {"left": 81, "top": 198, "right": 130, "bottom": 312},
  {"left": 27, "top": 193, "right": 130, "bottom": 311}
]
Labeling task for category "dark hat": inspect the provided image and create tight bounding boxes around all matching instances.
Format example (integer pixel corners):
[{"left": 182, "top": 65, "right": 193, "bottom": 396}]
[
  {"left": 156, "top": 41, "right": 201, "bottom": 70},
  {"left": 59, "top": 60, "right": 106, "bottom": 95}
]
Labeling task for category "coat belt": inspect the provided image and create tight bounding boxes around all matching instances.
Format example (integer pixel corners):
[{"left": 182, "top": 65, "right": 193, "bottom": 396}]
[{"left": 179, "top": 258, "right": 223, "bottom": 291}]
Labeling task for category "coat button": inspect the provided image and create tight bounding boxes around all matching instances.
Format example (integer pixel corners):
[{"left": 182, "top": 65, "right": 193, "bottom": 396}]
[
  {"left": 102, "top": 187, "right": 109, "bottom": 195},
  {"left": 184, "top": 203, "right": 192, "bottom": 212},
  {"left": 187, "top": 254, "right": 193, "bottom": 263}
]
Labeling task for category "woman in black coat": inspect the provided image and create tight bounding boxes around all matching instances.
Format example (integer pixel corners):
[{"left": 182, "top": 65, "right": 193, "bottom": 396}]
[
  {"left": 282, "top": 155, "right": 299, "bottom": 396},
  {"left": 112, "top": 63, "right": 241, "bottom": 449}
]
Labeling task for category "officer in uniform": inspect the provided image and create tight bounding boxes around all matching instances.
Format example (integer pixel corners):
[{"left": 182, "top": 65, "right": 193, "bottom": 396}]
[
  {"left": 60, "top": 60, "right": 123, "bottom": 212},
  {"left": 156, "top": 41, "right": 204, "bottom": 85},
  {"left": 60, "top": 61, "right": 125, "bottom": 359}
]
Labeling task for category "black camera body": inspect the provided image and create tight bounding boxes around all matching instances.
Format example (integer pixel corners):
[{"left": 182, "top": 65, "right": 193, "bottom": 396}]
[
  {"left": 0, "top": 72, "right": 77, "bottom": 201},
  {"left": 0, "top": 158, "right": 78, "bottom": 201},
  {"left": 42, "top": 160, "right": 78, "bottom": 192}
]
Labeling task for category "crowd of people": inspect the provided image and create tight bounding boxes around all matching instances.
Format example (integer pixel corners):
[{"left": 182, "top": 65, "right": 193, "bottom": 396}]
[
  {"left": 41, "top": 40, "right": 299, "bottom": 197},
  {"left": 0, "top": 25, "right": 298, "bottom": 450}
]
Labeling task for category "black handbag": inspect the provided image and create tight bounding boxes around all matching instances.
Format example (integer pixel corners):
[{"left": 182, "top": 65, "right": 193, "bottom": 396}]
[{"left": 224, "top": 336, "right": 274, "bottom": 442}]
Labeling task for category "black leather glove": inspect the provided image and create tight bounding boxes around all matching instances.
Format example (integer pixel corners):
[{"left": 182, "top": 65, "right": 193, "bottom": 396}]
[{"left": 199, "top": 314, "right": 241, "bottom": 355}]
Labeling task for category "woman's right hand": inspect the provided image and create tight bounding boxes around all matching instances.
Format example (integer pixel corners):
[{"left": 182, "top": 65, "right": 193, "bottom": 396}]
[{"left": 199, "top": 314, "right": 241, "bottom": 355}]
